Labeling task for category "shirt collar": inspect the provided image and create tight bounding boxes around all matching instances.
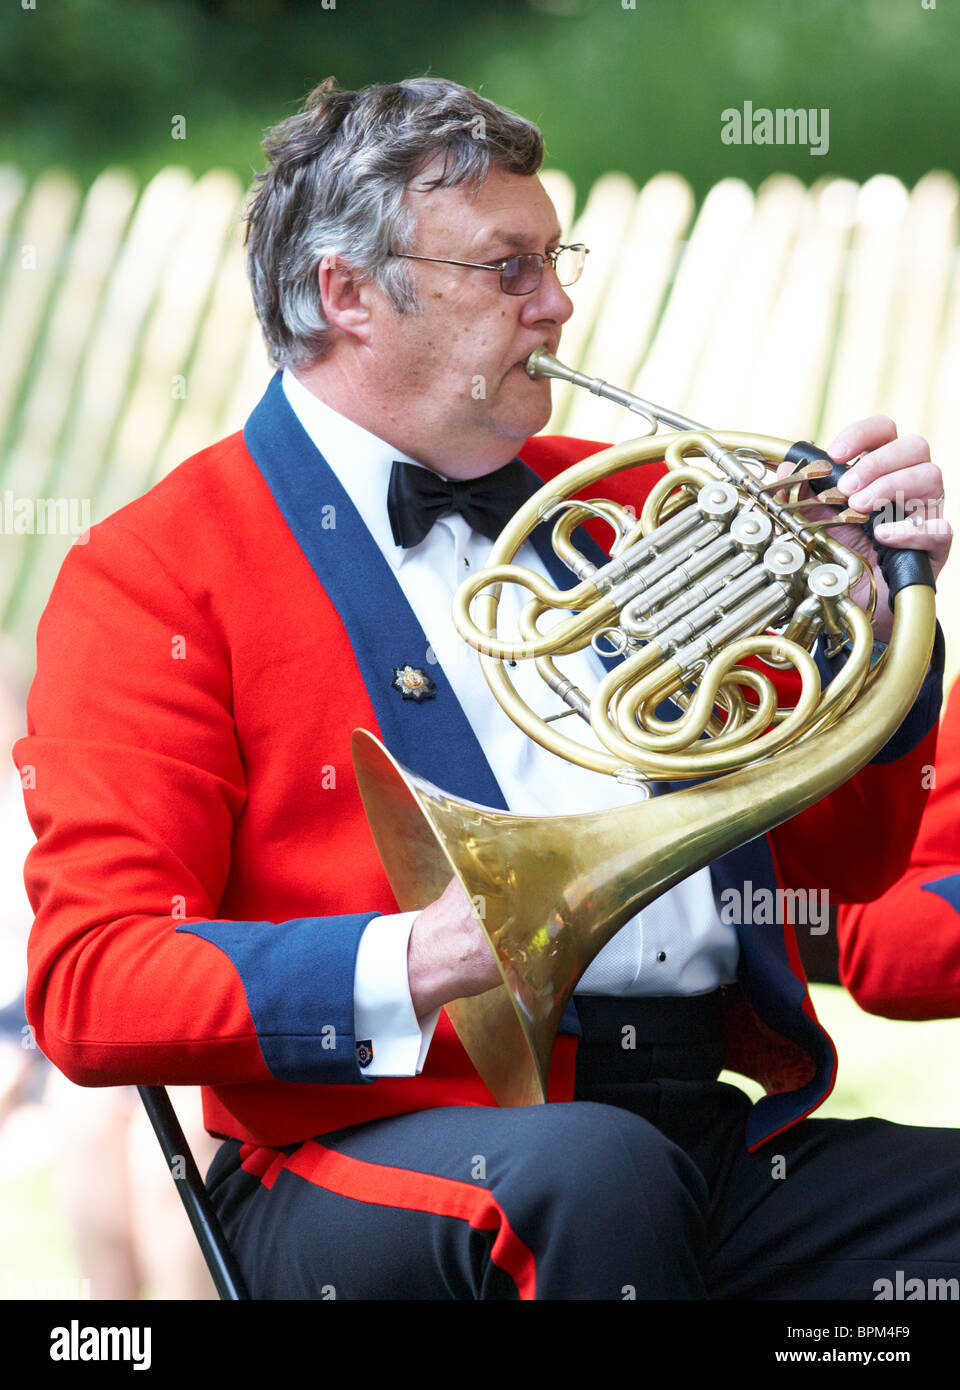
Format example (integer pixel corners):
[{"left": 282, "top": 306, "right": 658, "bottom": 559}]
[{"left": 281, "top": 366, "right": 441, "bottom": 573}]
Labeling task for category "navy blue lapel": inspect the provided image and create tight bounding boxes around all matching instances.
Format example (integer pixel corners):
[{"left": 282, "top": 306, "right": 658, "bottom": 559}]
[
  {"left": 710, "top": 838, "right": 833, "bottom": 1130},
  {"left": 243, "top": 373, "right": 628, "bottom": 809},
  {"left": 244, "top": 373, "right": 510, "bottom": 808}
]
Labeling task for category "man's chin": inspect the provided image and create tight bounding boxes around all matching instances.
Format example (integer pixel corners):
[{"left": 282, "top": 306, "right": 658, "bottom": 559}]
[{"left": 502, "top": 384, "right": 553, "bottom": 443}]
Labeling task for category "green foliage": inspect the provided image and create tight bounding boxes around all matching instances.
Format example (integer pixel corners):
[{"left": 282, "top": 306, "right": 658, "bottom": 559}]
[{"left": 2, "top": 0, "right": 957, "bottom": 202}]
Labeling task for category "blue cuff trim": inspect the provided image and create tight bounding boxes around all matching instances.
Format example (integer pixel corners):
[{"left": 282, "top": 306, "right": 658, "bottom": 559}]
[
  {"left": 871, "top": 621, "right": 944, "bottom": 764},
  {"left": 815, "top": 622, "right": 944, "bottom": 765},
  {"left": 558, "top": 996, "right": 581, "bottom": 1037},
  {"left": 922, "top": 873, "right": 960, "bottom": 918},
  {"left": 176, "top": 915, "right": 378, "bottom": 1084}
]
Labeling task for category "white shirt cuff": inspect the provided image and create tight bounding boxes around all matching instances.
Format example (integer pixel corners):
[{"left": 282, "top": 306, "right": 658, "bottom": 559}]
[{"left": 353, "top": 912, "right": 440, "bottom": 1075}]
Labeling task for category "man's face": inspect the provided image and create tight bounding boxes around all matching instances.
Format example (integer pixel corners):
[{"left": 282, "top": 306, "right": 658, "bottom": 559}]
[{"left": 365, "top": 163, "right": 575, "bottom": 475}]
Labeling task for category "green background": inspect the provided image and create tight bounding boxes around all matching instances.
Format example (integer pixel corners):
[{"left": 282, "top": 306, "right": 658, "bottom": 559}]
[{"left": 2, "top": 0, "right": 956, "bottom": 202}]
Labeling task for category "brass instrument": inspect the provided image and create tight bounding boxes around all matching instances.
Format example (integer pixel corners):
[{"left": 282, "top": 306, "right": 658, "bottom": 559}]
[{"left": 352, "top": 350, "right": 936, "bottom": 1107}]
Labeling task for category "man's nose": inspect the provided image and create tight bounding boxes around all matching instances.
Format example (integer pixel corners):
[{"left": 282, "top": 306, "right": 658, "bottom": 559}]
[{"left": 521, "top": 265, "right": 574, "bottom": 328}]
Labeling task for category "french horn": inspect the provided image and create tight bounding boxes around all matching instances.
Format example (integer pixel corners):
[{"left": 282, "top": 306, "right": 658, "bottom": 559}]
[{"left": 352, "top": 350, "right": 936, "bottom": 1107}]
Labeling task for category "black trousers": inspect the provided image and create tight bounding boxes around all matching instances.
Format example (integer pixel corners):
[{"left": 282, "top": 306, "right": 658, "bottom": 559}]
[{"left": 205, "top": 996, "right": 960, "bottom": 1300}]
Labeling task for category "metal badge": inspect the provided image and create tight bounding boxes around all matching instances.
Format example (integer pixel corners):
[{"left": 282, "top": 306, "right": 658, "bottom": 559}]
[{"left": 392, "top": 665, "right": 436, "bottom": 702}]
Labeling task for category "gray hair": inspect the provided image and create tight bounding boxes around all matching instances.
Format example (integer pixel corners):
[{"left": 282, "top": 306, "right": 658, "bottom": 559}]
[{"left": 243, "top": 76, "right": 545, "bottom": 369}]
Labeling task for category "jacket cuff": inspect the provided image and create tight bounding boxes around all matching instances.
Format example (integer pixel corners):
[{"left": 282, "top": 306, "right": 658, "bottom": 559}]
[{"left": 176, "top": 914, "right": 378, "bottom": 1083}]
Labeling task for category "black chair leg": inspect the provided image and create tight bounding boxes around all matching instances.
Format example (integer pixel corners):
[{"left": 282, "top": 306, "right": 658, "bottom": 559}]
[{"left": 136, "top": 1085, "right": 251, "bottom": 1301}]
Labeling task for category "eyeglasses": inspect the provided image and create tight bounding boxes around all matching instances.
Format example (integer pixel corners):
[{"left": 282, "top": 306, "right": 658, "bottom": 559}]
[{"left": 392, "top": 243, "right": 589, "bottom": 295}]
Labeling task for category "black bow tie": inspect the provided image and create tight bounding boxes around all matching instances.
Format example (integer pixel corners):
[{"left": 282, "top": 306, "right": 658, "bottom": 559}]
[{"left": 387, "top": 458, "right": 533, "bottom": 548}]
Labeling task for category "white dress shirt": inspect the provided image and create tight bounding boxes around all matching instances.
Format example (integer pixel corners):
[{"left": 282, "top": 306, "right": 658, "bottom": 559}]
[{"left": 281, "top": 368, "right": 739, "bottom": 1076}]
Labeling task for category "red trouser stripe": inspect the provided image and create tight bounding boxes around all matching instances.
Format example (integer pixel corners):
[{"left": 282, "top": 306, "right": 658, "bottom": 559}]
[{"left": 240, "top": 1139, "right": 537, "bottom": 1299}]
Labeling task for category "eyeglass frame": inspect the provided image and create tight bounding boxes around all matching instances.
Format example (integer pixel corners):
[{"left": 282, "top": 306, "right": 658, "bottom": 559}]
[{"left": 390, "top": 243, "right": 589, "bottom": 295}]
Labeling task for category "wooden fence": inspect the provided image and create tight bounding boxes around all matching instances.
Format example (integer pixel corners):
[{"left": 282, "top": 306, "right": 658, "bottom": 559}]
[{"left": 2, "top": 163, "right": 958, "bottom": 684}]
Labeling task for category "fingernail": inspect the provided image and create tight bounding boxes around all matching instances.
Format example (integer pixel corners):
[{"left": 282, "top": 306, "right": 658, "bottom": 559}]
[
  {"left": 837, "top": 470, "right": 861, "bottom": 495},
  {"left": 828, "top": 437, "right": 853, "bottom": 461}
]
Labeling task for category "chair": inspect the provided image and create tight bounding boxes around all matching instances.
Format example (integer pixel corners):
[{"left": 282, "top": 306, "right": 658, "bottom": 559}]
[{"left": 136, "top": 1085, "right": 251, "bottom": 1300}]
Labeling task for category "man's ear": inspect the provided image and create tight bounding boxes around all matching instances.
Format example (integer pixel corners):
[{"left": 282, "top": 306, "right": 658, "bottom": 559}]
[{"left": 318, "top": 255, "right": 372, "bottom": 341}]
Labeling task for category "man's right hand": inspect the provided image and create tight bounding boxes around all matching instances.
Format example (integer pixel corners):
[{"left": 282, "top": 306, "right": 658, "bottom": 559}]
[{"left": 407, "top": 876, "right": 502, "bottom": 1020}]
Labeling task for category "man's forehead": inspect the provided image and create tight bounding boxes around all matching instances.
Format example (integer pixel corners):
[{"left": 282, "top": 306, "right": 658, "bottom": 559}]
[
  {"left": 481, "top": 226, "right": 563, "bottom": 251},
  {"left": 405, "top": 165, "right": 561, "bottom": 247}
]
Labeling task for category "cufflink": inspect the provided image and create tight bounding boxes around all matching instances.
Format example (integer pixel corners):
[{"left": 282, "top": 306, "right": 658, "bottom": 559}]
[{"left": 356, "top": 1039, "right": 374, "bottom": 1068}]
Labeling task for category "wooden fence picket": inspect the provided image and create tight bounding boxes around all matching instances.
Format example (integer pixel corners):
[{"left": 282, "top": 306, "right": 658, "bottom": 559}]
[
  {"left": 0, "top": 172, "right": 81, "bottom": 443},
  {"left": 0, "top": 169, "right": 138, "bottom": 602},
  {"left": 1, "top": 167, "right": 196, "bottom": 636},
  {"left": 563, "top": 172, "right": 694, "bottom": 444}
]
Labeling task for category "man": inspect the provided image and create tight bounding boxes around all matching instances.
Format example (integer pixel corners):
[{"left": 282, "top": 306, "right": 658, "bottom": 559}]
[{"left": 15, "top": 76, "right": 958, "bottom": 1300}]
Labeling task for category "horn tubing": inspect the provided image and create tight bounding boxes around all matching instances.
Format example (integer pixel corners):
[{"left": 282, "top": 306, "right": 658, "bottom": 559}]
[{"left": 353, "top": 351, "right": 939, "bottom": 1106}]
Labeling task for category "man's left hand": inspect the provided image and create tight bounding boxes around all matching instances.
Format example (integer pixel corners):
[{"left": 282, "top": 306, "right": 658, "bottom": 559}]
[{"left": 786, "top": 416, "right": 950, "bottom": 644}]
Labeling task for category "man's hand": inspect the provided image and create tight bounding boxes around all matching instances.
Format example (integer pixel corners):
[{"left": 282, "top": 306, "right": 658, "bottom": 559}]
[
  {"left": 407, "top": 876, "right": 501, "bottom": 1021},
  {"left": 781, "top": 417, "right": 950, "bottom": 643}
]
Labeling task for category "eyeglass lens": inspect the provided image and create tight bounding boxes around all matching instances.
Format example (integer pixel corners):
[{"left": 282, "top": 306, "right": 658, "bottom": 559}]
[{"left": 500, "top": 246, "right": 585, "bottom": 294}]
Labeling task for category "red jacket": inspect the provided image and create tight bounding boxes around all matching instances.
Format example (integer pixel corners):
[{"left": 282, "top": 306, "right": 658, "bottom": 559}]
[
  {"left": 838, "top": 675, "right": 959, "bottom": 1018},
  {"left": 13, "top": 375, "right": 942, "bottom": 1150}
]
